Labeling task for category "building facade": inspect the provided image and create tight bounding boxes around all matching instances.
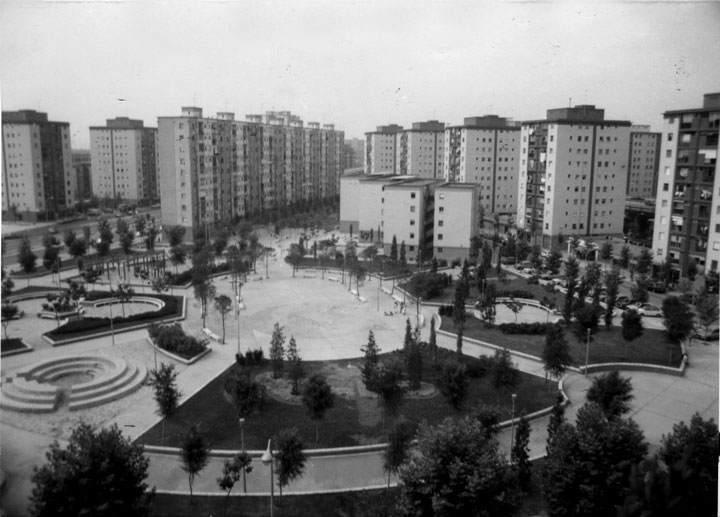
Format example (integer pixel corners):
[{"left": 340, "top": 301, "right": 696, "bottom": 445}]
[
  {"left": 516, "top": 105, "right": 631, "bottom": 248},
  {"left": 396, "top": 121, "right": 445, "bottom": 178},
  {"left": 626, "top": 126, "right": 661, "bottom": 198},
  {"left": 365, "top": 124, "right": 402, "bottom": 174},
  {"left": 344, "top": 138, "right": 365, "bottom": 169},
  {"left": 2, "top": 110, "right": 75, "bottom": 222},
  {"left": 71, "top": 149, "right": 92, "bottom": 200},
  {"left": 433, "top": 182, "right": 481, "bottom": 262},
  {"left": 444, "top": 115, "right": 520, "bottom": 217},
  {"left": 158, "top": 108, "right": 344, "bottom": 233},
  {"left": 651, "top": 93, "right": 720, "bottom": 276},
  {"left": 339, "top": 173, "right": 410, "bottom": 237},
  {"left": 90, "top": 117, "right": 158, "bottom": 206}
]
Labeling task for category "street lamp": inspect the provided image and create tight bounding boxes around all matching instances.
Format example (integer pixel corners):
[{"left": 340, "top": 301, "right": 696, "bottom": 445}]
[
  {"left": 239, "top": 417, "right": 247, "bottom": 493},
  {"left": 236, "top": 295, "right": 242, "bottom": 356},
  {"left": 509, "top": 393, "right": 517, "bottom": 459},
  {"left": 584, "top": 328, "right": 591, "bottom": 376},
  {"left": 261, "top": 439, "right": 274, "bottom": 517}
]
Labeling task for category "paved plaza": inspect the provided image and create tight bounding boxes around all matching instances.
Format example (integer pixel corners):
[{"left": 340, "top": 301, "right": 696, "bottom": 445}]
[{"left": 0, "top": 235, "right": 717, "bottom": 515}]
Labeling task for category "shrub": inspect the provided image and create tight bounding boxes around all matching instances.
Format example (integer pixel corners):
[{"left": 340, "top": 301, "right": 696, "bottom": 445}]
[
  {"left": 149, "top": 322, "right": 208, "bottom": 360},
  {"left": 496, "top": 289, "right": 535, "bottom": 300},
  {"left": 463, "top": 354, "right": 494, "bottom": 378},
  {"left": 242, "top": 348, "right": 265, "bottom": 366},
  {"left": 437, "top": 259, "right": 448, "bottom": 268},
  {"left": 451, "top": 258, "right": 461, "bottom": 268},
  {"left": 526, "top": 275, "right": 540, "bottom": 285},
  {"left": 497, "top": 322, "right": 550, "bottom": 335},
  {"left": 405, "top": 272, "right": 451, "bottom": 299},
  {"left": 166, "top": 262, "right": 231, "bottom": 286},
  {"left": 544, "top": 283, "right": 556, "bottom": 293},
  {"left": 438, "top": 304, "right": 454, "bottom": 317}
]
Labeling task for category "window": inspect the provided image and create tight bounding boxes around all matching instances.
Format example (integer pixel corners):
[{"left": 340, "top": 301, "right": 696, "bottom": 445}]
[
  {"left": 438, "top": 234, "right": 443, "bottom": 240},
  {"left": 410, "top": 233, "right": 415, "bottom": 239},
  {"left": 439, "top": 206, "right": 444, "bottom": 213},
  {"left": 410, "top": 219, "right": 416, "bottom": 226},
  {"left": 663, "top": 183, "right": 669, "bottom": 192},
  {"left": 410, "top": 192, "right": 416, "bottom": 199},
  {"left": 666, "top": 150, "right": 672, "bottom": 158},
  {"left": 438, "top": 247, "right": 443, "bottom": 253},
  {"left": 410, "top": 206, "right": 415, "bottom": 213}
]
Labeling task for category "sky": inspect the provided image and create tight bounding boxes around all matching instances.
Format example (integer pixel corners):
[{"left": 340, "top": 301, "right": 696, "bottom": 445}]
[{"left": 1, "top": 0, "right": 719, "bottom": 149}]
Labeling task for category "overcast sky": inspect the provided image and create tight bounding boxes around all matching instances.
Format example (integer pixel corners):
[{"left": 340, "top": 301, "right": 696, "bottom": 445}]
[{"left": 1, "top": 0, "right": 719, "bottom": 149}]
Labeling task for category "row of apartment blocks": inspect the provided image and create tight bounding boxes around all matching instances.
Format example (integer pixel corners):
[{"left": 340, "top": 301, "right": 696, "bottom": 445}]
[{"left": 353, "top": 94, "right": 720, "bottom": 277}]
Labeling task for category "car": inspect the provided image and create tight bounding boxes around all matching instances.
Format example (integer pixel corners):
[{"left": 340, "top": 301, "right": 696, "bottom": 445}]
[
  {"left": 627, "top": 303, "right": 662, "bottom": 317},
  {"left": 647, "top": 281, "right": 667, "bottom": 294},
  {"left": 47, "top": 227, "right": 57, "bottom": 234},
  {"left": 615, "top": 296, "right": 634, "bottom": 309},
  {"left": 693, "top": 328, "right": 720, "bottom": 342}
]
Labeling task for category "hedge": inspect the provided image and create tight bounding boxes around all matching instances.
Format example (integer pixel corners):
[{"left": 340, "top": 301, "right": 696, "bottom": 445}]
[
  {"left": 167, "top": 262, "right": 232, "bottom": 286},
  {"left": 148, "top": 322, "right": 208, "bottom": 360},
  {"left": 496, "top": 290, "right": 535, "bottom": 300},
  {"left": 497, "top": 322, "right": 550, "bottom": 335}
]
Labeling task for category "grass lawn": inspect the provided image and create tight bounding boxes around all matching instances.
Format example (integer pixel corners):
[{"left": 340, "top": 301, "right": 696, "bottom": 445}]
[
  {"left": 1, "top": 338, "right": 30, "bottom": 355},
  {"left": 137, "top": 350, "right": 557, "bottom": 450},
  {"left": 443, "top": 317, "right": 682, "bottom": 367},
  {"left": 6, "top": 285, "right": 64, "bottom": 299}
]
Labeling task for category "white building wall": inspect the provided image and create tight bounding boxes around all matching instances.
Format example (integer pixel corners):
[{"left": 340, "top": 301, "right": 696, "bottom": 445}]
[
  {"left": 365, "top": 133, "right": 396, "bottom": 174},
  {"left": 2, "top": 124, "right": 40, "bottom": 213},
  {"left": 382, "top": 187, "right": 425, "bottom": 254},
  {"left": 651, "top": 117, "right": 679, "bottom": 265},
  {"left": 707, "top": 159, "right": 720, "bottom": 272},
  {"left": 433, "top": 186, "right": 479, "bottom": 256}
]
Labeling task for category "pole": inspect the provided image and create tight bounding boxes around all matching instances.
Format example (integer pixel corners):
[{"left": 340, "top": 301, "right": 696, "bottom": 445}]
[
  {"left": 261, "top": 439, "right": 274, "bottom": 517},
  {"left": 239, "top": 418, "right": 247, "bottom": 493},
  {"left": 237, "top": 296, "right": 241, "bottom": 356},
  {"left": 377, "top": 276, "right": 381, "bottom": 312},
  {"left": 109, "top": 286, "right": 115, "bottom": 347},
  {"left": 584, "top": 328, "right": 591, "bottom": 375},
  {"left": 510, "top": 393, "right": 517, "bottom": 460}
]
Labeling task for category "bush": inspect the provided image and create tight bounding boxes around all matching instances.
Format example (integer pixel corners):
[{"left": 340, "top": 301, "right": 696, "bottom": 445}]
[
  {"left": 166, "top": 262, "right": 231, "bottom": 286},
  {"left": 437, "top": 258, "right": 448, "bottom": 268},
  {"left": 496, "top": 290, "right": 535, "bottom": 300},
  {"left": 526, "top": 275, "right": 540, "bottom": 285},
  {"left": 451, "top": 258, "right": 461, "bottom": 268},
  {"left": 438, "top": 304, "right": 454, "bottom": 317},
  {"left": 242, "top": 348, "right": 265, "bottom": 366},
  {"left": 405, "top": 272, "right": 452, "bottom": 299},
  {"left": 463, "top": 354, "right": 494, "bottom": 378},
  {"left": 149, "top": 322, "right": 208, "bottom": 360},
  {"left": 497, "top": 322, "right": 550, "bottom": 335}
]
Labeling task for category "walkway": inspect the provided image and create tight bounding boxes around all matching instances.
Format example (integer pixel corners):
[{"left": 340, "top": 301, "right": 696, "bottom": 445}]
[{"left": 1, "top": 232, "right": 718, "bottom": 514}]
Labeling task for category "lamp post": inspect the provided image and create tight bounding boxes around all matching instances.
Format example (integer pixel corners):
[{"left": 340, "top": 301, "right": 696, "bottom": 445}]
[
  {"left": 261, "top": 439, "right": 274, "bottom": 517},
  {"left": 584, "top": 328, "right": 591, "bottom": 376},
  {"left": 109, "top": 285, "right": 116, "bottom": 347},
  {"left": 416, "top": 296, "right": 422, "bottom": 329},
  {"left": 239, "top": 417, "right": 247, "bottom": 493},
  {"left": 236, "top": 295, "right": 241, "bottom": 356},
  {"left": 509, "top": 393, "right": 517, "bottom": 460}
]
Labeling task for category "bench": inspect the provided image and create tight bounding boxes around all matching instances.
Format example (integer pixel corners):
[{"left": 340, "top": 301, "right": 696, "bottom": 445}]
[
  {"left": 328, "top": 276, "right": 339, "bottom": 282},
  {"left": 358, "top": 296, "right": 367, "bottom": 303},
  {"left": 350, "top": 289, "right": 358, "bottom": 296},
  {"left": 202, "top": 328, "right": 223, "bottom": 343}
]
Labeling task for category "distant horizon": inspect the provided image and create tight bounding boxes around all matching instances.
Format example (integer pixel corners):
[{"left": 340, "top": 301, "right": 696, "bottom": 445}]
[{"left": 2, "top": 0, "right": 719, "bottom": 149}]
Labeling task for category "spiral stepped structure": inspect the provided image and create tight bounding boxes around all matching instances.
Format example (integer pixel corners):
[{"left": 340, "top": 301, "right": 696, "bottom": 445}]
[{"left": 1, "top": 355, "right": 147, "bottom": 413}]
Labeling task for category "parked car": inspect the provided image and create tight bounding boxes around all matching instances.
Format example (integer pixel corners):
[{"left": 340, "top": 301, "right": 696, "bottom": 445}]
[
  {"left": 615, "top": 296, "right": 634, "bottom": 309},
  {"left": 627, "top": 303, "right": 662, "bottom": 317},
  {"left": 647, "top": 281, "right": 667, "bottom": 294},
  {"left": 693, "top": 328, "right": 720, "bottom": 342}
]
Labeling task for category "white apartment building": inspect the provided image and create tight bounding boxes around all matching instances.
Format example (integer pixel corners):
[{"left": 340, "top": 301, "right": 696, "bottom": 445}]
[
  {"left": 339, "top": 173, "right": 410, "bottom": 238},
  {"left": 90, "top": 117, "right": 158, "bottom": 205},
  {"left": 433, "top": 183, "right": 481, "bottom": 262},
  {"left": 517, "top": 105, "right": 631, "bottom": 248},
  {"left": 365, "top": 125, "right": 402, "bottom": 174},
  {"left": 444, "top": 115, "right": 520, "bottom": 217},
  {"left": 651, "top": 93, "right": 720, "bottom": 277},
  {"left": 626, "top": 126, "right": 661, "bottom": 198},
  {"left": 397, "top": 121, "right": 445, "bottom": 178},
  {"left": 2, "top": 110, "right": 75, "bottom": 222}
]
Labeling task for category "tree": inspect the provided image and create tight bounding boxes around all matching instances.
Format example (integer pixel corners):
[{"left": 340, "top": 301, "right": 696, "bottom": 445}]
[
  {"left": 180, "top": 424, "right": 210, "bottom": 505},
  {"left": 63, "top": 228, "right": 76, "bottom": 249},
  {"left": 572, "top": 303, "right": 600, "bottom": 358},
  {"left": 213, "top": 295, "right": 232, "bottom": 344},
  {"left": 1, "top": 304, "right": 19, "bottom": 339},
  {"left": 301, "top": 374, "right": 334, "bottom": 443},
  {"left": 284, "top": 243, "right": 303, "bottom": 277},
  {"left": 541, "top": 323, "right": 572, "bottom": 388},
  {"left": 473, "top": 404, "right": 502, "bottom": 437},
  {"left": 82, "top": 224, "right": 92, "bottom": 243},
  {"left": 662, "top": 296, "right": 695, "bottom": 349},
  {"left": 452, "top": 275, "right": 468, "bottom": 356},
  {"left": 563, "top": 257, "right": 580, "bottom": 322},
  {"left": 216, "top": 452, "right": 253, "bottom": 517},
  {"left": 390, "top": 235, "right": 398, "bottom": 263},
  {"left": 438, "top": 361, "right": 469, "bottom": 411},
  {"left": 148, "top": 363, "right": 181, "bottom": 443},
  {"left": 512, "top": 414, "right": 531, "bottom": 492},
  {"left": 119, "top": 230, "right": 134, "bottom": 255},
  {"left": 169, "top": 245, "right": 187, "bottom": 273},
  {"left": 274, "top": 427, "right": 307, "bottom": 496},
  {"left": 695, "top": 291, "right": 719, "bottom": 337},
  {"left": 635, "top": 248, "right": 653, "bottom": 276},
  {"left": 621, "top": 308, "right": 644, "bottom": 356},
  {"left": 213, "top": 229, "right": 229, "bottom": 258},
  {"left": 383, "top": 419, "right": 414, "bottom": 491},
  {"left": 406, "top": 340, "right": 423, "bottom": 391},
  {"left": 192, "top": 275, "right": 216, "bottom": 328},
  {"left": 361, "top": 330, "right": 381, "bottom": 393},
  {"left": 269, "top": 322, "right": 285, "bottom": 379},
  {"left": 399, "top": 240, "right": 407, "bottom": 266},
  {"left": 398, "top": 417, "right": 518, "bottom": 516},
  {"left": 112, "top": 283, "right": 134, "bottom": 318},
  {"left": 599, "top": 241, "right": 614, "bottom": 267},
  {"left": 68, "top": 238, "right": 87, "bottom": 259},
  {"left": 604, "top": 266, "right": 622, "bottom": 328},
  {"left": 374, "top": 360, "right": 405, "bottom": 431},
  {"left": 96, "top": 217, "right": 113, "bottom": 257},
  {"left": 481, "top": 241, "right": 493, "bottom": 271},
  {"left": 168, "top": 225, "right": 187, "bottom": 247},
  {"left": 286, "top": 336, "right": 304, "bottom": 395},
  {"left": 82, "top": 265, "right": 101, "bottom": 293},
  {"left": 586, "top": 370, "right": 634, "bottom": 419},
  {"left": 29, "top": 423, "right": 152, "bottom": 517},
  {"left": 503, "top": 296, "right": 523, "bottom": 323},
  {"left": 18, "top": 235, "right": 37, "bottom": 286},
  {"left": 492, "top": 348, "right": 521, "bottom": 401},
  {"left": 134, "top": 216, "right": 147, "bottom": 236},
  {"left": 546, "top": 249, "right": 563, "bottom": 275},
  {"left": 546, "top": 392, "right": 566, "bottom": 452},
  {"left": 542, "top": 402, "right": 648, "bottom": 517},
  {"left": 630, "top": 275, "right": 650, "bottom": 305},
  {"left": 428, "top": 317, "right": 438, "bottom": 363},
  {"left": 619, "top": 245, "right": 631, "bottom": 271},
  {"left": 225, "top": 369, "right": 265, "bottom": 417}
]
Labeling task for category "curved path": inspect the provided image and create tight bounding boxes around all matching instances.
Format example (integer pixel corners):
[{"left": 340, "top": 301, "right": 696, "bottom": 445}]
[{"left": 1, "top": 230, "right": 718, "bottom": 514}]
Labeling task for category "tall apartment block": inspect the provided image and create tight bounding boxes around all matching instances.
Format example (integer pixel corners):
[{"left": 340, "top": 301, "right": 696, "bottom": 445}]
[
  {"left": 651, "top": 93, "right": 720, "bottom": 277},
  {"left": 433, "top": 183, "right": 481, "bottom": 262},
  {"left": 626, "top": 126, "right": 661, "bottom": 198},
  {"left": 71, "top": 149, "right": 92, "bottom": 200},
  {"left": 516, "top": 105, "right": 631, "bottom": 248},
  {"left": 158, "top": 108, "right": 343, "bottom": 233},
  {"left": 344, "top": 138, "right": 365, "bottom": 169},
  {"left": 2, "top": 110, "right": 75, "bottom": 222},
  {"left": 365, "top": 124, "right": 402, "bottom": 174},
  {"left": 90, "top": 117, "right": 158, "bottom": 206},
  {"left": 397, "top": 121, "right": 445, "bottom": 178},
  {"left": 444, "top": 115, "right": 520, "bottom": 216}
]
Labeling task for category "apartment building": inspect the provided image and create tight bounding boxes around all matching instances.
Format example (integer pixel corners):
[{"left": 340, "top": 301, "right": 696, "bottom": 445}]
[
  {"left": 381, "top": 178, "right": 442, "bottom": 263},
  {"left": 158, "top": 108, "right": 344, "bottom": 233},
  {"left": 365, "top": 124, "right": 402, "bottom": 174},
  {"left": 2, "top": 110, "right": 75, "bottom": 222},
  {"left": 651, "top": 93, "right": 720, "bottom": 276},
  {"left": 90, "top": 117, "right": 158, "bottom": 205},
  {"left": 516, "top": 105, "right": 631, "bottom": 248},
  {"left": 344, "top": 138, "right": 365, "bottom": 169},
  {"left": 396, "top": 121, "right": 445, "bottom": 178},
  {"left": 71, "top": 149, "right": 92, "bottom": 200},
  {"left": 339, "top": 173, "right": 409, "bottom": 236},
  {"left": 433, "top": 183, "right": 481, "bottom": 262},
  {"left": 444, "top": 115, "right": 520, "bottom": 217},
  {"left": 626, "top": 126, "right": 661, "bottom": 198}
]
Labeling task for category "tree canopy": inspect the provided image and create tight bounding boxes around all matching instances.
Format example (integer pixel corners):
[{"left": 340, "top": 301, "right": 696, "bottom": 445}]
[{"left": 586, "top": 370, "right": 634, "bottom": 419}]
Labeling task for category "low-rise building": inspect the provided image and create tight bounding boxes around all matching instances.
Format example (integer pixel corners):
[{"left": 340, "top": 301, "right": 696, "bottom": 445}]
[{"left": 433, "top": 182, "right": 481, "bottom": 262}]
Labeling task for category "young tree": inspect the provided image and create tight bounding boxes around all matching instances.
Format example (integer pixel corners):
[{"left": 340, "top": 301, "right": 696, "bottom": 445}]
[
  {"left": 398, "top": 417, "right": 518, "bottom": 516},
  {"left": 284, "top": 243, "right": 303, "bottom": 277},
  {"left": 621, "top": 308, "right": 644, "bottom": 356},
  {"left": 428, "top": 317, "right": 438, "bottom": 363},
  {"left": 481, "top": 241, "right": 493, "bottom": 271},
  {"left": 635, "top": 249, "right": 653, "bottom": 276},
  {"left": 180, "top": 424, "right": 210, "bottom": 505},
  {"left": 269, "top": 322, "right": 285, "bottom": 379},
  {"left": 512, "top": 414, "right": 531, "bottom": 492},
  {"left": 193, "top": 277, "right": 216, "bottom": 328},
  {"left": 546, "top": 392, "right": 566, "bottom": 452},
  {"left": 599, "top": 241, "right": 614, "bottom": 267},
  {"left": 95, "top": 217, "right": 114, "bottom": 257},
  {"left": 69, "top": 238, "right": 88, "bottom": 259},
  {"left": 225, "top": 369, "right": 265, "bottom": 418},
  {"left": 473, "top": 403, "right": 502, "bottom": 437},
  {"left": 399, "top": 240, "right": 407, "bottom": 267},
  {"left": 134, "top": 216, "right": 147, "bottom": 236},
  {"left": 63, "top": 228, "right": 77, "bottom": 249},
  {"left": 586, "top": 370, "right": 634, "bottom": 420},
  {"left": 604, "top": 266, "right": 621, "bottom": 328},
  {"left": 374, "top": 360, "right": 405, "bottom": 431},
  {"left": 286, "top": 336, "right": 304, "bottom": 395},
  {"left": 213, "top": 294, "right": 232, "bottom": 344},
  {"left": 573, "top": 303, "right": 600, "bottom": 355},
  {"left": 492, "top": 348, "right": 521, "bottom": 401},
  {"left": 148, "top": 363, "right": 181, "bottom": 443},
  {"left": 438, "top": 361, "right": 469, "bottom": 411},
  {"left": 301, "top": 374, "right": 334, "bottom": 443},
  {"left": 563, "top": 257, "right": 580, "bottom": 322},
  {"left": 546, "top": 249, "right": 563, "bottom": 275},
  {"left": 406, "top": 340, "right": 423, "bottom": 391},
  {"left": 274, "top": 427, "right": 307, "bottom": 496},
  {"left": 695, "top": 291, "right": 719, "bottom": 337},
  {"left": 82, "top": 265, "right": 101, "bottom": 293},
  {"left": 169, "top": 245, "right": 187, "bottom": 273},
  {"left": 30, "top": 423, "right": 152, "bottom": 517},
  {"left": 452, "top": 275, "right": 468, "bottom": 356},
  {"left": 168, "top": 225, "right": 187, "bottom": 247},
  {"left": 18, "top": 235, "right": 37, "bottom": 286},
  {"left": 383, "top": 419, "right": 415, "bottom": 491},
  {"left": 503, "top": 296, "right": 523, "bottom": 323},
  {"left": 112, "top": 283, "right": 134, "bottom": 318},
  {"left": 541, "top": 323, "right": 572, "bottom": 388},
  {"left": 662, "top": 296, "right": 695, "bottom": 354},
  {"left": 389, "top": 235, "right": 398, "bottom": 263},
  {"left": 216, "top": 453, "right": 253, "bottom": 517},
  {"left": 1, "top": 304, "right": 19, "bottom": 339},
  {"left": 631, "top": 275, "right": 650, "bottom": 305},
  {"left": 619, "top": 244, "right": 631, "bottom": 271},
  {"left": 543, "top": 403, "right": 648, "bottom": 517},
  {"left": 361, "top": 330, "right": 381, "bottom": 393}
]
